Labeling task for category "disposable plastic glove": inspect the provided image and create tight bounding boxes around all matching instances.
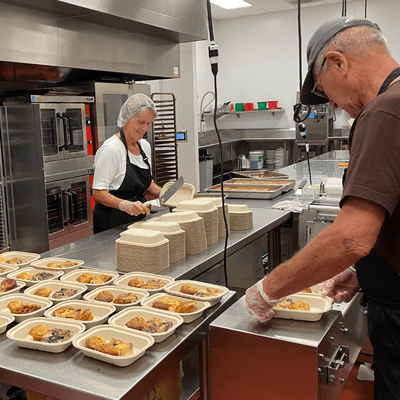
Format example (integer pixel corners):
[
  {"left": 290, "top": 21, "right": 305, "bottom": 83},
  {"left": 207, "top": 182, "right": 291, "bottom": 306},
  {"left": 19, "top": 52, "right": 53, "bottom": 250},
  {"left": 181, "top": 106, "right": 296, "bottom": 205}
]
[
  {"left": 245, "top": 279, "right": 285, "bottom": 323},
  {"left": 119, "top": 200, "right": 149, "bottom": 216},
  {"left": 317, "top": 267, "right": 360, "bottom": 303}
]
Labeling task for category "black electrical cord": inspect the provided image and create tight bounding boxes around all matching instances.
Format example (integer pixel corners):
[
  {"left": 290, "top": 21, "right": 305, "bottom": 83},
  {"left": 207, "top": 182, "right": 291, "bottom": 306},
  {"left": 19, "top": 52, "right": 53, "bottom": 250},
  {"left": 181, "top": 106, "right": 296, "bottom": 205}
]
[
  {"left": 342, "top": 0, "right": 347, "bottom": 17},
  {"left": 365, "top": 0, "right": 368, "bottom": 18},
  {"left": 297, "top": 0, "right": 302, "bottom": 93},
  {"left": 207, "top": 0, "right": 229, "bottom": 287},
  {"left": 294, "top": 0, "right": 312, "bottom": 185}
]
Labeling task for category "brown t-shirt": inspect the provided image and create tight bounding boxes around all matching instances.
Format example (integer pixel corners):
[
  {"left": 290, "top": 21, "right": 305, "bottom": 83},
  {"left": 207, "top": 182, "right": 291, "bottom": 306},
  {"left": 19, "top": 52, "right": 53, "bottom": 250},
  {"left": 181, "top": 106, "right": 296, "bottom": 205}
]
[{"left": 340, "top": 81, "right": 400, "bottom": 273}]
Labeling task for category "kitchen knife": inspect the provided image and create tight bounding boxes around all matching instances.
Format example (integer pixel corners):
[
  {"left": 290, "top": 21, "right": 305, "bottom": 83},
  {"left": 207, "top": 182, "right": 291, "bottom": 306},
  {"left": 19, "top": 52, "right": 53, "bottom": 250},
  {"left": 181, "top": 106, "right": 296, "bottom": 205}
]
[
  {"left": 142, "top": 176, "right": 184, "bottom": 209},
  {"left": 159, "top": 176, "right": 184, "bottom": 205}
]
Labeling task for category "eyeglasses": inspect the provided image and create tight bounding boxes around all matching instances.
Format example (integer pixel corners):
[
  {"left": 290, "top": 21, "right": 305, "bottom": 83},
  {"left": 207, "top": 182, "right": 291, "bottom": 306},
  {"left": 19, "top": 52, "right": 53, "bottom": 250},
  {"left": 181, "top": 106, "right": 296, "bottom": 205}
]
[{"left": 311, "top": 58, "right": 329, "bottom": 99}]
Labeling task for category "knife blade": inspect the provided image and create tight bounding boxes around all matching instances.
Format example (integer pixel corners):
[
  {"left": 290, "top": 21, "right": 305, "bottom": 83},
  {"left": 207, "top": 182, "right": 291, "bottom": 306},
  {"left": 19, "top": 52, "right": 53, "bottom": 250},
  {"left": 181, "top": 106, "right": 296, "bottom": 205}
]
[
  {"left": 160, "top": 176, "right": 184, "bottom": 205},
  {"left": 142, "top": 176, "right": 184, "bottom": 209}
]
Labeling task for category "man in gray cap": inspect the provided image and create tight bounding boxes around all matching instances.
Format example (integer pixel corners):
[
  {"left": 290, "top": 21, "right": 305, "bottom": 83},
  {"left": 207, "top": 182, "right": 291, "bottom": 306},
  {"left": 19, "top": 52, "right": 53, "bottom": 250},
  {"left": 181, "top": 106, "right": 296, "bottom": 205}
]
[{"left": 246, "top": 17, "right": 400, "bottom": 400}]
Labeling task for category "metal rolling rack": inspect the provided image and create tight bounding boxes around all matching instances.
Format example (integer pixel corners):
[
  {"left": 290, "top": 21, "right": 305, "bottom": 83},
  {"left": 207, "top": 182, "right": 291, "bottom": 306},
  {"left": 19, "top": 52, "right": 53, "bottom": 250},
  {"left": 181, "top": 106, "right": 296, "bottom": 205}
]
[{"left": 151, "top": 93, "right": 178, "bottom": 186}]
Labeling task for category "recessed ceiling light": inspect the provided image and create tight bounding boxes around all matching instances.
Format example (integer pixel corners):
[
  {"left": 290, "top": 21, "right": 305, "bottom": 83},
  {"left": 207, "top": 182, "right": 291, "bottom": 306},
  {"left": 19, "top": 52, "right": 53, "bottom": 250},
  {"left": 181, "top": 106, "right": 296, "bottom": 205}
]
[{"left": 211, "top": 0, "right": 252, "bottom": 10}]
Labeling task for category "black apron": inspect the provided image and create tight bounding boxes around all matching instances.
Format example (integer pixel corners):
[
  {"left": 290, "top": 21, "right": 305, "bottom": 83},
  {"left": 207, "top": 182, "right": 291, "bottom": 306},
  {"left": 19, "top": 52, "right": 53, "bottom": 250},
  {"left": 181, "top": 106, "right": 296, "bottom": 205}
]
[
  {"left": 93, "top": 129, "right": 152, "bottom": 234},
  {"left": 346, "top": 67, "right": 400, "bottom": 400}
]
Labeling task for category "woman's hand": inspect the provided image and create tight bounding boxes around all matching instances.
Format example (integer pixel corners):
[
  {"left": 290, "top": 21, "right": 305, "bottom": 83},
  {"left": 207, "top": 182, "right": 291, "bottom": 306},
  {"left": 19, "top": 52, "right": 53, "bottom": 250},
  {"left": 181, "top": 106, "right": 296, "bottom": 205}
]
[{"left": 119, "top": 200, "right": 150, "bottom": 216}]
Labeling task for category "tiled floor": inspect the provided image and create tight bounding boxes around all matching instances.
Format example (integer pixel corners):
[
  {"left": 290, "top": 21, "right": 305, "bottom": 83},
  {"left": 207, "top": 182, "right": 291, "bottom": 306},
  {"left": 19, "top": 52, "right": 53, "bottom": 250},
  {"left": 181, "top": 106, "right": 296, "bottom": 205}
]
[{"left": 338, "top": 362, "right": 374, "bottom": 400}]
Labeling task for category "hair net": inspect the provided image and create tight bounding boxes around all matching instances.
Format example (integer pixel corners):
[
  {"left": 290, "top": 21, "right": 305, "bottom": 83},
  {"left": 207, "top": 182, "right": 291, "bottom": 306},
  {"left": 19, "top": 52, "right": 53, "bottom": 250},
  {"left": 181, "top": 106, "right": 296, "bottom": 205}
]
[{"left": 117, "top": 93, "right": 157, "bottom": 128}]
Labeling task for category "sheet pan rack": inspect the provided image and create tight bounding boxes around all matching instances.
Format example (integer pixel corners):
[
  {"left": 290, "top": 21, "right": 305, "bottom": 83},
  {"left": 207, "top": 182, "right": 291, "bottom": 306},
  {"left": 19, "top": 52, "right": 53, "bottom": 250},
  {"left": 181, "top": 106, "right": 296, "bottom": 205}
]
[{"left": 151, "top": 93, "right": 178, "bottom": 187}]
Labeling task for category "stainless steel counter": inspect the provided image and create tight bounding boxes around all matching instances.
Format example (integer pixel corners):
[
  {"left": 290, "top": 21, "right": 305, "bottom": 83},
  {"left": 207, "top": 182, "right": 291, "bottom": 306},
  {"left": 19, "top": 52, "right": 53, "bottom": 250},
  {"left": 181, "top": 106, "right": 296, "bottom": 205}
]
[
  {"left": 39, "top": 207, "right": 291, "bottom": 280},
  {"left": 0, "top": 207, "right": 291, "bottom": 400}
]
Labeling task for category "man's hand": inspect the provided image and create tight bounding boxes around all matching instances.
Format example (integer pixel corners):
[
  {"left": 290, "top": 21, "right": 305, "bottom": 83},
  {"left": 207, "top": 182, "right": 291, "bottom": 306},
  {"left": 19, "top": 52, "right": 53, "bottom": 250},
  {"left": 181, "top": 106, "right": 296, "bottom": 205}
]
[
  {"left": 317, "top": 267, "right": 360, "bottom": 303},
  {"left": 245, "top": 279, "right": 284, "bottom": 322}
]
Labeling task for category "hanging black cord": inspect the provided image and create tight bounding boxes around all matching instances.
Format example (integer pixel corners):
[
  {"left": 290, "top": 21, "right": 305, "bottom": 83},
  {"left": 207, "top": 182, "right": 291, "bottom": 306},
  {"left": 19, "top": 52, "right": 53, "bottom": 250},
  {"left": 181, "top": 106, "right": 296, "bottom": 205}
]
[
  {"left": 207, "top": 0, "right": 229, "bottom": 287},
  {"left": 297, "top": 0, "right": 302, "bottom": 93},
  {"left": 365, "top": 0, "right": 367, "bottom": 18},
  {"left": 342, "top": 0, "right": 347, "bottom": 17}
]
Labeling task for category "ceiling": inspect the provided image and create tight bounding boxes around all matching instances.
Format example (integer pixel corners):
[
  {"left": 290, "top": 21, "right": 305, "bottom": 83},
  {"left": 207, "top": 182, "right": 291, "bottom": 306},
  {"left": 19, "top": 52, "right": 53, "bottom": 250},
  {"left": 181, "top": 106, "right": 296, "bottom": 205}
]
[{"left": 210, "top": 0, "right": 352, "bottom": 20}]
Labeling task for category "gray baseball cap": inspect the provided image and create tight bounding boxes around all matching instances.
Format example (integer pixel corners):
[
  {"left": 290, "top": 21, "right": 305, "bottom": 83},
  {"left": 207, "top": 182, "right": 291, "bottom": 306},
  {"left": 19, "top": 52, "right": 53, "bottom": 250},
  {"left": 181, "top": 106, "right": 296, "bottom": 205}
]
[{"left": 300, "top": 17, "right": 381, "bottom": 105}]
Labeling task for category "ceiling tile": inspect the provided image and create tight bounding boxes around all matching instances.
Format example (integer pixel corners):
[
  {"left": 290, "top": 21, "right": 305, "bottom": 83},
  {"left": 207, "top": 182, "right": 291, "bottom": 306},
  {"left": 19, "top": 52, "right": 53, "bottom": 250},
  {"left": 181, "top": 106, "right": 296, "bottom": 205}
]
[{"left": 259, "top": 2, "right": 296, "bottom": 12}]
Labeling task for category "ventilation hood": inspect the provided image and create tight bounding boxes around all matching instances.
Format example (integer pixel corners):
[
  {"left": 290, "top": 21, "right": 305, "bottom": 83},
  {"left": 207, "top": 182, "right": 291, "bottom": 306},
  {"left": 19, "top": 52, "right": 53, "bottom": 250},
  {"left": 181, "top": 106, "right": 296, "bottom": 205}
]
[{"left": 0, "top": 0, "right": 208, "bottom": 92}]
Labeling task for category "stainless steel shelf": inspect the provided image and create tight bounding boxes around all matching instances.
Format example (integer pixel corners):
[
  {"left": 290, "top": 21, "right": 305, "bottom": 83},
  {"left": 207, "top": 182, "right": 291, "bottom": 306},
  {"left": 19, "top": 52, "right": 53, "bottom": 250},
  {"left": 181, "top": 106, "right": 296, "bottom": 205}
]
[{"left": 205, "top": 108, "right": 285, "bottom": 118}]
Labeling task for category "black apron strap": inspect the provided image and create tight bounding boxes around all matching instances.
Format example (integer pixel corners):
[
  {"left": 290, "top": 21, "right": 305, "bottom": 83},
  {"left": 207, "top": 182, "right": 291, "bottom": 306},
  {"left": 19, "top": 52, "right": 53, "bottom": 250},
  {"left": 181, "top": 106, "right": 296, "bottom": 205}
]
[{"left": 377, "top": 67, "right": 400, "bottom": 96}]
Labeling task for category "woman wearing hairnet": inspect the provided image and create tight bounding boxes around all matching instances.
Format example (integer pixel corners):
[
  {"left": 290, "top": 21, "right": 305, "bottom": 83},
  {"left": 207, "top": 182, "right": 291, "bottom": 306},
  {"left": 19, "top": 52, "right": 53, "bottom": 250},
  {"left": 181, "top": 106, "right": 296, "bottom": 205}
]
[{"left": 92, "top": 93, "right": 162, "bottom": 234}]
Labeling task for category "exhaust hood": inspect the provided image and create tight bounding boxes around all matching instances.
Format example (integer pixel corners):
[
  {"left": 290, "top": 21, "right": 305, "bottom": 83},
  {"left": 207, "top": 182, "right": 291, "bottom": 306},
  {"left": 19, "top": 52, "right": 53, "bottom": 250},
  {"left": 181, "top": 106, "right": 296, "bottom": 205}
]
[{"left": 0, "top": 0, "right": 208, "bottom": 91}]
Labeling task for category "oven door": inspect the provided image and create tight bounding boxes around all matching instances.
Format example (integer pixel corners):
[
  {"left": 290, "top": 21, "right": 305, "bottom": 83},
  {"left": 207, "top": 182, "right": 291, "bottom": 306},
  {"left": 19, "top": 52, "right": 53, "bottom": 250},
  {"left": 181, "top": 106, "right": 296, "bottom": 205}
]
[
  {"left": 38, "top": 103, "right": 64, "bottom": 163},
  {"left": 46, "top": 175, "right": 91, "bottom": 241},
  {"left": 60, "top": 104, "right": 88, "bottom": 159},
  {"left": 65, "top": 175, "right": 92, "bottom": 233}
]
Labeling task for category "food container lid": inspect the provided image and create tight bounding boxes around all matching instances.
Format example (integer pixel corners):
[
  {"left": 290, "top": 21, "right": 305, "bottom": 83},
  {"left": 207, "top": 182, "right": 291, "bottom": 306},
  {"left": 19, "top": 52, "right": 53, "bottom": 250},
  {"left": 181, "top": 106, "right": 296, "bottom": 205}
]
[
  {"left": 141, "top": 221, "right": 183, "bottom": 234},
  {"left": 160, "top": 211, "right": 199, "bottom": 222},
  {"left": 174, "top": 199, "right": 215, "bottom": 212},
  {"left": 119, "top": 228, "right": 165, "bottom": 245}
]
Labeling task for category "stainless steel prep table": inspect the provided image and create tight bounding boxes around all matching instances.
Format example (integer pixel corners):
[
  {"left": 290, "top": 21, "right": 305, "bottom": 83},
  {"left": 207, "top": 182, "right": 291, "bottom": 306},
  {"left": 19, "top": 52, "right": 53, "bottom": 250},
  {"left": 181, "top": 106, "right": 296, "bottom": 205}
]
[{"left": 0, "top": 207, "right": 291, "bottom": 400}]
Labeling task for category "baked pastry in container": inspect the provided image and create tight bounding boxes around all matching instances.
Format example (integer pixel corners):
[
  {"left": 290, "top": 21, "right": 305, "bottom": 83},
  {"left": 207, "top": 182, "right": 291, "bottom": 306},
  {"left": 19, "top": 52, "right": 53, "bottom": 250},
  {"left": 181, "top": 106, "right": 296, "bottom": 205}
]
[
  {"left": 33, "top": 287, "right": 53, "bottom": 297},
  {"left": 94, "top": 290, "right": 114, "bottom": 303}
]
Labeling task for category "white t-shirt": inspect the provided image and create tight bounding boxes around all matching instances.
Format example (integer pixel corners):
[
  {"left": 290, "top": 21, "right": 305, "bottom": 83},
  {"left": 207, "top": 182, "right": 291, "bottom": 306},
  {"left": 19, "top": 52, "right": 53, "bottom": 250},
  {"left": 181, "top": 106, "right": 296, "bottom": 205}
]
[{"left": 92, "top": 135, "right": 152, "bottom": 191}]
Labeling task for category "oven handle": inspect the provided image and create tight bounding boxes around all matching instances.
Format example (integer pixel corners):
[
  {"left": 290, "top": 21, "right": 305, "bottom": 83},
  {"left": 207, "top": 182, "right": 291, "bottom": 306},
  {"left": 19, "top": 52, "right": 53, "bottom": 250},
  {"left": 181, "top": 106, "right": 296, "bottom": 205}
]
[
  {"left": 63, "top": 113, "right": 74, "bottom": 150},
  {"left": 63, "top": 190, "right": 73, "bottom": 225},
  {"left": 57, "top": 113, "right": 66, "bottom": 151},
  {"left": 70, "top": 190, "right": 78, "bottom": 222}
]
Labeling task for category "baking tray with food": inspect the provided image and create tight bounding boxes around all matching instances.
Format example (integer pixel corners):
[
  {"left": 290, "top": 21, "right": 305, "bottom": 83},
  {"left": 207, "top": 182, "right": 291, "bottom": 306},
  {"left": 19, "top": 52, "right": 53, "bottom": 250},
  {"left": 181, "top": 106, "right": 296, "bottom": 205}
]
[
  {"left": 72, "top": 325, "right": 154, "bottom": 367},
  {"left": 108, "top": 307, "right": 184, "bottom": 343},
  {"left": 24, "top": 281, "right": 88, "bottom": 303},
  {"left": 6, "top": 317, "right": 86, "bottom": 353},
  {"left": 0, "top": 293, "right": 53, "bottom": 323},
  {"left": 44, "top": 299, "right": 116, "bottom": 328},
  {"left": 224, "top": 178, "right": 296, "bottom": 192},
  {"left": 232, "top": 170, "right": 288, "bottom": 179},
  {"left": 83, "top": 285, "right": 149, "bottom": 311},
  {"left": 205, "top": 183, "right": 284, "bottom": 199}
]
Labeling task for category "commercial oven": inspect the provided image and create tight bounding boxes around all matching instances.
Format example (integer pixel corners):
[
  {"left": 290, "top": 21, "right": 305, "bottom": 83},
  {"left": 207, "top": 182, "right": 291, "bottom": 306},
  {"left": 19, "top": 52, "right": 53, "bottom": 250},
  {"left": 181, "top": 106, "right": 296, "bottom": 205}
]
[
  {"left": 46, "top": 176, "right": 91, "bottom": 244},
  {"left": 28, "top": 95, "right": 92, "bottom": 162}
]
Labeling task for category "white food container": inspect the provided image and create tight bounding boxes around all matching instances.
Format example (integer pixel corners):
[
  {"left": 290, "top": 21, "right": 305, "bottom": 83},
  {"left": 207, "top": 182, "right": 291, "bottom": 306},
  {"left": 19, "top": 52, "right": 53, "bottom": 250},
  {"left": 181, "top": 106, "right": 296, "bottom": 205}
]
[
  {"left": 108, "top": 307, "right": 184, "bottom": 343},
  {"left": 7, "top": 267, "right": 64, "bottom": 287},
  {"left": 72, "top": 325, "right": 154, "bottom": 367},
  {"left": 273, "top": 293, "right": 332, "bottom": 322},
  {"left": 0, "top": 251, "right": 41, "bottom": 268},
  {"left": 60, "top": 269, "right": 119, "bottom": 291},
  {"left": 0, "top": 293, "right": 53, "bottom": 323},
  {"left": 30, "top": 257, "right": 84, "bottom": 273},
  {"left": 113, "top": 272, "right": 174, "bottom": 295},
  {"left": 164, "top": 280, "right": 229, "bottom": 307},
  {"left": 0, "top": 277, "right": 26, "bottom": 297},
  {"left": 83, "top": 286, "right": 149, "bottom": 311},
  {"left": 0, "top": 265, "right": 19, "bottom": 277},
  {"left": 141, "top": 293, "right": 211, "bottom": 324},
  {"left": 24, "top": 281, "right": 87, "bottom": 303},
  {"left": 6, "top": 317, "right": 85, "bottom": 353},
  {"left": 44, "top": 300, "right": 116, "bottom": 328},
  {"left": 0, "top": 311, "right": 15, "bottom": 334}
]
